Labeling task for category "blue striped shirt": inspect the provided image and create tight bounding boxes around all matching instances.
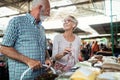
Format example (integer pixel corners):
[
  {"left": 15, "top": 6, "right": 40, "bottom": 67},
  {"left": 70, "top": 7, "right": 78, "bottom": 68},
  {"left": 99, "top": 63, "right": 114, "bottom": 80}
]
[{"left": 2, "top": 13, "right": 47, "bottom": 80}]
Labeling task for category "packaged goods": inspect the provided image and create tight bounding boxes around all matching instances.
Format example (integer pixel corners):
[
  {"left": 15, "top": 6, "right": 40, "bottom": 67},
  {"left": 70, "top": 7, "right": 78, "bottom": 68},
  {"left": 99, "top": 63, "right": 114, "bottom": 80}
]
[
  {"left": 70, "top": 67, "right": 100, "bottom": 80},
  {"left": 96, "top": 72, "right": 120, "bottom": 80}
]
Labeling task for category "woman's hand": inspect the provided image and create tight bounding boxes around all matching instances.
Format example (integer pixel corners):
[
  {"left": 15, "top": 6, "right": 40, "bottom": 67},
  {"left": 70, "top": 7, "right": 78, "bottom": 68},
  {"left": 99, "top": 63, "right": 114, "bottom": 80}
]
[
  {"left": 55, "top": 47, "right": 72, "bottom": 60},
  {"left": 63, "top": 47, "right": 72, "bottom": 56}
]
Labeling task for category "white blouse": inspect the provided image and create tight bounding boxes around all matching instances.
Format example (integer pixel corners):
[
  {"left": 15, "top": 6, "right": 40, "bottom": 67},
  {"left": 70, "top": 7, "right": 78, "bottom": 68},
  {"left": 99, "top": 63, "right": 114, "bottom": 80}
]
[{"left": 52, "top": 34, "right": 81, "bottom": 65}]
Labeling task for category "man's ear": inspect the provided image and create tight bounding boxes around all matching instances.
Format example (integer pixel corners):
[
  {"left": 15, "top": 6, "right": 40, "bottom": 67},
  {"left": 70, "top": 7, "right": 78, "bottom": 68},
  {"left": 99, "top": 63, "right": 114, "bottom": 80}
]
[{"left": 38, "top": 4, "right": 43, "bottom": 9}]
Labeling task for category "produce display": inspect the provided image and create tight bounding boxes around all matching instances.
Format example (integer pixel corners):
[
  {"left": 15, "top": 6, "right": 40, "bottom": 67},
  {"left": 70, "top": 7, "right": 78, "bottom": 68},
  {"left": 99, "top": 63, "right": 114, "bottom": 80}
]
[{"left": 69, "top": 55, "right": 120, "bottom": 80}]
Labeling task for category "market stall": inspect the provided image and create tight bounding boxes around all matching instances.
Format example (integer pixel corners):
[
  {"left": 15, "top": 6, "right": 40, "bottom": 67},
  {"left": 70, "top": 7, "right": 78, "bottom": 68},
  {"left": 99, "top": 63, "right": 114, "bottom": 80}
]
[{"left": 54, "top": 55, "right": 120, "bottom": 80}]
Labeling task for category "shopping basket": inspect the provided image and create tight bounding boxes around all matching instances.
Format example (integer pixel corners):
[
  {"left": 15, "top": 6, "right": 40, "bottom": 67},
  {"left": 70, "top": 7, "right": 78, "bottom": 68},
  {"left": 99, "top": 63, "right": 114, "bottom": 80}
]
[{"left": 20, "top": 64, "right": 57, "bottom": 80}]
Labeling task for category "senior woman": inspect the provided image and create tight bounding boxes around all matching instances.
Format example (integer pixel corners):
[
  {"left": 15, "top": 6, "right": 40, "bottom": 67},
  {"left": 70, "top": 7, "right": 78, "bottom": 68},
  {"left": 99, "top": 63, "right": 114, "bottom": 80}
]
[{"left": 52, "top": 15, "right": 81, "bottom": 72}]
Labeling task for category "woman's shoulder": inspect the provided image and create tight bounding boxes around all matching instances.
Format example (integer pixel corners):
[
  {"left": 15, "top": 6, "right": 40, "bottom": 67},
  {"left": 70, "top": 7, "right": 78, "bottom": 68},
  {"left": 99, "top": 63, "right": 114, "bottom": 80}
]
[
  {"left": 74, "top": 35, "right": 81, "bottom": 41},
  {"left": 54, "top": 34, "right": 63, "bottom": 38},
  {"left": 53, "top": 34, "right": 64, "bottom": 44}
]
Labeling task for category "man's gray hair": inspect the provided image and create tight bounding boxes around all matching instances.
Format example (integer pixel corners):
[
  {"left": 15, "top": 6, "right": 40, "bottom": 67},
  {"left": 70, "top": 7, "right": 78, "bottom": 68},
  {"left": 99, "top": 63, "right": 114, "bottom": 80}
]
[{"left": 31, "top": 0, "right": 42, "bottom": 8}]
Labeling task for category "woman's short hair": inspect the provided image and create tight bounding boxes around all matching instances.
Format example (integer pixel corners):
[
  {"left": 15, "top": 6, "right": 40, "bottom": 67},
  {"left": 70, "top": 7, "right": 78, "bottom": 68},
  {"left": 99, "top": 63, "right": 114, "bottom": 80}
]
[{"left": 69, "top": 15, "right": 78, "bottom": 30}]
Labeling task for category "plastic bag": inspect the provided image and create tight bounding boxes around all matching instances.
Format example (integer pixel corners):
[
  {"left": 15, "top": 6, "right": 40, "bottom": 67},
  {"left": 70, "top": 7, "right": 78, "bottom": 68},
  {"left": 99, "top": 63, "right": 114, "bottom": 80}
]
[{"left": 63, "top": 54, "right": 75, "bottom": 71}]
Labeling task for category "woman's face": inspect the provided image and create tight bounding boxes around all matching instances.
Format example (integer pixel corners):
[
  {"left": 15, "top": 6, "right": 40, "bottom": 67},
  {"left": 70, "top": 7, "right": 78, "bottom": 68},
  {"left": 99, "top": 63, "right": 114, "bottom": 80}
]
[{"left": 63, "top": 16, "right": 75, "bottom": 31}]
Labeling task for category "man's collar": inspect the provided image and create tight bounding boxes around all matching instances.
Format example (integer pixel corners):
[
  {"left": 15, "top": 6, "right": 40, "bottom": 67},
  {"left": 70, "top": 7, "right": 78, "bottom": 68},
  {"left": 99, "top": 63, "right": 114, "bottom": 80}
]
[
  {"left": 26, "top": 13, "right": 36, "bottom": 24},
  {"left": 26, "top": 13, "right": 42, "bottom": 26}
]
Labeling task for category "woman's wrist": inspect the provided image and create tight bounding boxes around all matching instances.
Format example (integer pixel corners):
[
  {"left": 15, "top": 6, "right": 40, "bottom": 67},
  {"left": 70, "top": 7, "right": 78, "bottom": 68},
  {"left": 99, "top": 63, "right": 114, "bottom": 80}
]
[{"left": 62, "top": 52, "right": 66, "bottom": 56}]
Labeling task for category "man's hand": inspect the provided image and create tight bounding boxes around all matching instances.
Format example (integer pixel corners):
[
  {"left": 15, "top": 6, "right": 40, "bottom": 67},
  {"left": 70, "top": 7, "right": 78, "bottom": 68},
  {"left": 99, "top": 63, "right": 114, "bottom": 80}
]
[
  {"left": 27, "top": 59, "right": 42, "bottom": 70},
  {"left": 45, "top": 59, "right": 52, "bottom": 68}
]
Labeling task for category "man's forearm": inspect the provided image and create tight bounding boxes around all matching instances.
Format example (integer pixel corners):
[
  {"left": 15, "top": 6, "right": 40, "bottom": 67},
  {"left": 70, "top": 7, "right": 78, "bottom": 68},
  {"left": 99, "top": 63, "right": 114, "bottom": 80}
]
[{"left": 0, "top": 46, "right": 30, "bottom": 64}]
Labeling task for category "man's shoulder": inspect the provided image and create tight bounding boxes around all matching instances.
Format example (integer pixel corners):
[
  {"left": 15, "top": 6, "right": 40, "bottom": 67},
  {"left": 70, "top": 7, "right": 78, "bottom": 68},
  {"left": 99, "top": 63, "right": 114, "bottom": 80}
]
[{"left": 10, "top": 15, "right": 27, "bottom": 23}]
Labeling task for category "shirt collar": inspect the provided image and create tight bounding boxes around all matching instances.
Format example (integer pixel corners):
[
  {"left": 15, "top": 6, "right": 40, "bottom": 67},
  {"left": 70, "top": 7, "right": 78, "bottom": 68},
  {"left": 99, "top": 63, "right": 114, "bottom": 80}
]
[
  {"left": 26, "top": 13, "right": 41, "bottom": 24},
  {"left": 26, "top": 13, "right": 35, "bottom": 24},
  {"left": 26, "top": 13, "right": 42, "bottom": 25}
]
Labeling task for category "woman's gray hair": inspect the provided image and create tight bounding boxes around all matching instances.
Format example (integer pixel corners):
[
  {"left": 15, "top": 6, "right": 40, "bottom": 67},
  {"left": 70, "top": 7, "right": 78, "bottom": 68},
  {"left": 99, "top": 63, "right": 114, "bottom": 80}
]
[{"left": 69, "top": 15, "right": 78, "bottom": 30}]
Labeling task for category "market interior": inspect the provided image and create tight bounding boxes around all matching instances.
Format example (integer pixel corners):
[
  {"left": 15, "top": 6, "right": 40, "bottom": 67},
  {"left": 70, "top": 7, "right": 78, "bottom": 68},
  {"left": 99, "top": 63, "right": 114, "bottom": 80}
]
[{"left": 0, "top": 0, "right": 120, "bottom": 80}]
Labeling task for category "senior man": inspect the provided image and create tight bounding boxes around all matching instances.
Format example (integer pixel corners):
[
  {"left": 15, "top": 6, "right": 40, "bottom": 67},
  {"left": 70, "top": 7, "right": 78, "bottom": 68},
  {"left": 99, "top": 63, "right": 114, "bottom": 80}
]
[{"left": 0, "top": 0, "right": 51, "bottom": 80}]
